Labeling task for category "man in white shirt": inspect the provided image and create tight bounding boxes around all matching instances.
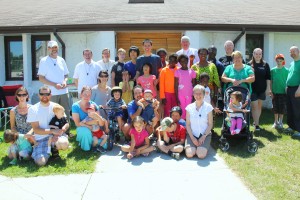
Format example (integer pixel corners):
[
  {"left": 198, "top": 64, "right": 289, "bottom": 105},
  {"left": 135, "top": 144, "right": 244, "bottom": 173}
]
[
  {"left": 176, "top": 36, "right": 199, "bottom": 67},
  {"left": 97, "top": 48, "right": 115, "bottom": 87},
  {"left": 73, "top": 49, "right": 101, "bottom": 95},
  {"left": 27, "top": 86, "right": 69, "bottom": 166},
  {"left": 38, "top": 41, "right": 70, "bottom": 127}
]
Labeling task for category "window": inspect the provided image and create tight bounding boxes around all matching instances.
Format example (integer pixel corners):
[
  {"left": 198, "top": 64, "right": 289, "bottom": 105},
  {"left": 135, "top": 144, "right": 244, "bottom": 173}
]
[
  {"left": 246, "top": 34, "right": 264, "bottom": 63},
  {"left": 31, "top": 35, "right": 50, "bottom": 80},
  {"left": 5, "top": 36, "right": 23, "bottom": 80}
]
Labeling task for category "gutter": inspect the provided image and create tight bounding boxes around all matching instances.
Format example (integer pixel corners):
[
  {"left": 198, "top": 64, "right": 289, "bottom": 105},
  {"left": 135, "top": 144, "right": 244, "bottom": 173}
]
[
  {"left": 53, "top": 28, "right": 66, "bottom": 59},
  {"left": 233, "top": 28, "right": 246, "bottom": 46}
]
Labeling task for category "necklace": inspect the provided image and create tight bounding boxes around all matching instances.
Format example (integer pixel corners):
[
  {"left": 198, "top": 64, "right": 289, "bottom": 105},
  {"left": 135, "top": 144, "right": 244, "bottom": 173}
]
[
  {"left": 49, "top": 56, "right": 57, "bottom": 66},
  {"left": 85, "top": 62, "right": 91, "bottom": 76}
]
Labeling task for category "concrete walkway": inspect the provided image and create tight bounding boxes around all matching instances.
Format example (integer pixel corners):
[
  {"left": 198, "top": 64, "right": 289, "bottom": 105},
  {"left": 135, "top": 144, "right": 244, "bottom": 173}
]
[{"left": 0, "top": 147, "right": 257, "bottom": 200}]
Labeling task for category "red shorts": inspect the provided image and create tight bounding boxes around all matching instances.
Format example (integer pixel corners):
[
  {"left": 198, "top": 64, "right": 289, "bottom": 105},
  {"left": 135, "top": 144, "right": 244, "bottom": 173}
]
[{"left": 92, "top": 129, "right": 104, "bottom": 139}]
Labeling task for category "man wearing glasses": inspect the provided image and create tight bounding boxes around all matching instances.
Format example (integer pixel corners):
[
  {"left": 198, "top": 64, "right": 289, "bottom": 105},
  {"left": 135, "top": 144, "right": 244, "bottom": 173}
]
[
  {"left": 38, "top": 41, "right": 70, "bottom": 133},
  {"left": 27, "top": 86, "right": 69, "bottom": 166}
]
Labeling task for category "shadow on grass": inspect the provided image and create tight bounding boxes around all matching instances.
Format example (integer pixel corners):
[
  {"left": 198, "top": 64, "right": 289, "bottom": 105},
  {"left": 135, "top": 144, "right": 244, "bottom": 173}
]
[
  {"left": 66, "top": 144, "right": 100, "bottom": 161},
  {"left": 253, "top": 128, "right": 282, "bottom": 142}
]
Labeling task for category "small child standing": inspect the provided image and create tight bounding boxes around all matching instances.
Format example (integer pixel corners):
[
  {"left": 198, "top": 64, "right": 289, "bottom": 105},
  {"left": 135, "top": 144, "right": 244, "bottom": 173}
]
[
  {"left": 111, "top": 48, "right": 126, "bottom": 87},
  {"left": 174, "top": 54, "right": 196, "bottom": 119},
  {"left": 106, "top": 86, "right": 127, "bottom": 136},
  {"left": 160, "top": 54, "right": 179, "bottom": 117},
  {"left": 228, "top": 91, "right": 247, "bottom": 135},
  {"left": 137, "top": 89, "right": 159, "bottom": 130},
  {"left": 4, "top": 129, "right": 32, "bottom": 165},
  {"left": 81, "top": 104, "right": 108, "bottom": 153},
  {"left": 270, "top": 54, "right": 289, "bottom": 129},
  {"left": 137, "top": 63, "right": 158, "bottom": 98},
  {"left": 121, "top": 116, "right": 155, "bottom": 159},
  {"left": 119, "top": 70, "right": 134, "bottom": 104},
  {"left": 48, "top": 104, "right": 70, "bottom": 158}
]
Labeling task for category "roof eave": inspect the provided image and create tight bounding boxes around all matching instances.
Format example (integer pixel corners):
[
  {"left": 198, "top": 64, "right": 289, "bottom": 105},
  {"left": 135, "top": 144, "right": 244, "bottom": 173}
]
[{"left": 0, "top": 23, "right": 300, "bottom": 34}]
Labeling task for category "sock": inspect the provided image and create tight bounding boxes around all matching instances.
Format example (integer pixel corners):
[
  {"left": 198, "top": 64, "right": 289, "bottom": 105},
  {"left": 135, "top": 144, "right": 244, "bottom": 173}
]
[{"left": 235, "top": 129, "right": 241, "bottom": 134}]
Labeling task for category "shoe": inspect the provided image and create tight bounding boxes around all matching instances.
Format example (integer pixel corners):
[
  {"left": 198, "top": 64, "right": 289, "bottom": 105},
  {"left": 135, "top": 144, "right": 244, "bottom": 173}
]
[
  {"left": 97, "top": 146, "right": 107, "bottom": 153},
  {"left": 51, "top": 147, "right": 61, "bottom": 159},
  {"left": 91, "top": 146, "right": 98, "bottom": 153},
  {"left": 9, "top": 158, "right": 18, "bottom": 165},
  {"left": 142, "top": 152, "right": 149, "bottom": 157},
  {"left": 255, "top": 126, "right": 261, "bottom": 131},
  {"left": 272, "top": 123, "right": 279, "bottom": 129},
  {"left": 292, "top": 132, "right": 300, "bottom": 139},
  {"left": 171, "top": 152, "right": 180, "bottom": 160},
  {"left": 284, "top": 127, "right": 294, "bottom": 133},
  {"left": 231, "top": 130, "right": 236, "bottom": 135},
  {"left": 278, "top": 123, "right": 284, "bottom": 129}
]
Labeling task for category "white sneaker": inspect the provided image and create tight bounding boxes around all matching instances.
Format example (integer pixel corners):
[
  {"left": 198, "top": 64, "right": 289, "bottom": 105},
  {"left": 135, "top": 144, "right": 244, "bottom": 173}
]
[{"left": 272, "top": 123, "right": 278, "bottom": 129}]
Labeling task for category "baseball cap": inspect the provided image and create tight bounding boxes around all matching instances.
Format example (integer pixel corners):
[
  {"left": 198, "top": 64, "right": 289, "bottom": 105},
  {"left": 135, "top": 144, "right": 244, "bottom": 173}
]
[
  {"left": 86, "top": 104, "right": 96, "bottom": 111},
  {"left": 161, "top": 117, "right": 173, "bottom": 131},
  {"left": 48, "top": 41, "right": 58, "bottom": 48},
  {"left": 275, "top": 54, "right": 285, "bottom": 60},
  {"left": 144, "top": 89, "right": 153, "bottom": 94}
]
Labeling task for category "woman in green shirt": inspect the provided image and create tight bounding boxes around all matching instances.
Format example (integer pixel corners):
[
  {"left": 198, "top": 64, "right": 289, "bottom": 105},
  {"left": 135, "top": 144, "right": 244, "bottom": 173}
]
[{"left": 221, "top": 51, "right": 255, "bottom": 92}]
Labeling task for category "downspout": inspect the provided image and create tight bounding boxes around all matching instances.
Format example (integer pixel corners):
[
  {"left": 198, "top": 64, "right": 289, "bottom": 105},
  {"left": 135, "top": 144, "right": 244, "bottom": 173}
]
[
  {"left": 233, "top": 28, "right": 246, "bottom": 46},
  {"left": 53, "top": 28, "right": 66, "bottom": 59}
]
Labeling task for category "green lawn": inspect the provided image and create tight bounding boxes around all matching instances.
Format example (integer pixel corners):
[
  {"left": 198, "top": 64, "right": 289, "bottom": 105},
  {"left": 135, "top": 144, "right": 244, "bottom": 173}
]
[
  {"left": 212, "top": 109, "right": 300, "bottom": 200},
  {"left": 0, "top": 110, "right": 300, "bottom": 199},
  {"left": 0, "top": 124, "right": 100, "bottom": 177}
]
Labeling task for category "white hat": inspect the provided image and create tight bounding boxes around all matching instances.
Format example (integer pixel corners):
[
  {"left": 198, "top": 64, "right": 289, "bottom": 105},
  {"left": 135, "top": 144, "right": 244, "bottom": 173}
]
[{"left": 48, "top": 41, "right": 58, "bottom": 48}]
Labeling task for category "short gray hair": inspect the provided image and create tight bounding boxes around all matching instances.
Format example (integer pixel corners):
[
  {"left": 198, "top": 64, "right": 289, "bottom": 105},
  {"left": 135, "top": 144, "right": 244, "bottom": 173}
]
[{"left": 193, "top": 85, "right": 205, "bottom": 95}]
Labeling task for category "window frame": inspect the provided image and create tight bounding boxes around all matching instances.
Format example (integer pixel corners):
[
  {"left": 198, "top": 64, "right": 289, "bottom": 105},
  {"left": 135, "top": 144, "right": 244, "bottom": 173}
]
[
  {"left": 31, "top": 35, "right": 50, "bottom": 80},
  {"left": 4, "top": 36, "right": 23, "bottom": 81},
  {"left": 245, "top": 34, "right": 264, "bottom": 63}
]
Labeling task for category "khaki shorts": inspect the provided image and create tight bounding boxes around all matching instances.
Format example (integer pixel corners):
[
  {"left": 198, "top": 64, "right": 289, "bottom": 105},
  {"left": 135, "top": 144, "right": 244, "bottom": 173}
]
[{"left": 185, "top": 133, "right": 211, "bottom": 150}]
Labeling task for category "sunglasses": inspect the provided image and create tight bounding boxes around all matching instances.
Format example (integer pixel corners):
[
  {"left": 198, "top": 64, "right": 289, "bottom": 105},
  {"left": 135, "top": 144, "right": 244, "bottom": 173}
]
[
  {"left": 99, "top": 75, "right": 108, "bottom": 78},
  {"left": 39, "top": 93, "right": 51, "bottom": 96},
  {"left": 17, "top": 94, "right": 27, "bottom": 97}
]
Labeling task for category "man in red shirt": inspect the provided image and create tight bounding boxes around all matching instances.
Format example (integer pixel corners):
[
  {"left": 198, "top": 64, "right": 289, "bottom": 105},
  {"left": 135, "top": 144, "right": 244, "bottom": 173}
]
[{"left": 156, "top": 116, "right": 186, "bottom": 160}]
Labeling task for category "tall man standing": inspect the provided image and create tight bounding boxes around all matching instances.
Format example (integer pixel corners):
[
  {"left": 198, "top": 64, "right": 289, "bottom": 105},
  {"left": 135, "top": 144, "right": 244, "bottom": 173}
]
[
  {"left": 38, "top": 41, "right": 70, "bottom": 129},
  {"left": 73, "top": 49, "right": 100, "bottom": 95},
  {"left": 176, "top": 36, "right": 199, "bottom": 68},
  {"left": 136, "top": 39, "right": 162, "bottom": 78},
  {"left": 286, "top": 46, "right": 300, "bottom": 139}
]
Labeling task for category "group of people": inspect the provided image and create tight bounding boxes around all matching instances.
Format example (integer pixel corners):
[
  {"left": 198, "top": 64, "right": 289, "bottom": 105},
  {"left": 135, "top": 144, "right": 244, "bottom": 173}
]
[{"left": 3, "top": 37, "right": 300, "bottom": 166}]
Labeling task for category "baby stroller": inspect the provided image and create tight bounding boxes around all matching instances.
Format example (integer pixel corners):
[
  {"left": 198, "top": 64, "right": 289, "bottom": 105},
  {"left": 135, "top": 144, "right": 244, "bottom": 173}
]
[{"left": 219, "top": 85, "right": 258, "bottom": 153}]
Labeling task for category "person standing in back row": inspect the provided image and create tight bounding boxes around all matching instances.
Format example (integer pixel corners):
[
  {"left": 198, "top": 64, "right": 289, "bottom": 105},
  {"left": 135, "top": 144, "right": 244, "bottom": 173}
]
[
  {"left": 136, "top": 39, "right": 162, "bottom": 79},
  {"left": 98, "top": 48, "right": 115, "bottom": 87},
  {"left": 176, "top": 36, "right": 199, "bottom": 68},
  {"left": 38, "top": 41, "right": 71, "bottom": 135},
  {"left": 285, "top": 46, "right": 300, "bottom": 139}
]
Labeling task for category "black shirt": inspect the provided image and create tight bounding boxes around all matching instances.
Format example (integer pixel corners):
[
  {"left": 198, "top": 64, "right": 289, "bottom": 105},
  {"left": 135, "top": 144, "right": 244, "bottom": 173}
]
[
  {"left": 49, "top": 116, "right": 68, "bottom": 129},
  {"left": 111, "top": 62, "right": 125, "bottom": 86},
  {"left": 248, "top": 62, "right": 271, "bottom": 93}
]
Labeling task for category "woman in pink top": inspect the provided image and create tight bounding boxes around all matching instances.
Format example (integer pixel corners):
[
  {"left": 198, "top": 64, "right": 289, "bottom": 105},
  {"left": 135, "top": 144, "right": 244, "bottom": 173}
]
[
  {"left": 121, "top": 116, "right": 155, "bottom": 159},
  {"left": 175, "top": 54, "right": 196, "bottom": 119},
  {"left": 137, "top": 63, "right": 158, "bottom": 98}
]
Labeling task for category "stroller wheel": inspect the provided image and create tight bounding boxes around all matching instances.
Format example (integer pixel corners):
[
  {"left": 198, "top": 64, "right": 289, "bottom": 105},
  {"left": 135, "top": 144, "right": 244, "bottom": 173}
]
[
  {"left": 247, "top": 142, "right": 258, "bottom": 153},
  {"left": 219, "top": 141, "right": 230, "bottom": 152}
]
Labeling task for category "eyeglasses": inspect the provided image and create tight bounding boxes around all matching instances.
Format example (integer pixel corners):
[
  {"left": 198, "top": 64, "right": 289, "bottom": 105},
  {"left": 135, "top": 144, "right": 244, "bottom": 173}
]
[
  {"left": 99, "top": 75, "right": 108, "bottom": 78},
  {"left": 39, "top": 93, "right": 51, "bottom": 96},
  {"left": 17, "top": 94, "right": 27, "bottom": 97}
]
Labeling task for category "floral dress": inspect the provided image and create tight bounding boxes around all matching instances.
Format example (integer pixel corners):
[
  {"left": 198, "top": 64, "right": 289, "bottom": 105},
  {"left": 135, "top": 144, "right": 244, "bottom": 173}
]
[{"left": 12, "top": 105, "right": 32, "bottom": 134}]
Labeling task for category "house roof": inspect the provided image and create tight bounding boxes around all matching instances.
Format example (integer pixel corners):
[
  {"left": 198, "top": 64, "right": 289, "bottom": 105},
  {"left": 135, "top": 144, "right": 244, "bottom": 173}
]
[{"left": 1, "top": 0, "right": 300, "bottom": 33}]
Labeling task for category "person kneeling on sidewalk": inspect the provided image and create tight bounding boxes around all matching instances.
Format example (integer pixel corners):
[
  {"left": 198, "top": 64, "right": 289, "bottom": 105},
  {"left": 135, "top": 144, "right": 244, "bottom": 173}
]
[{"left": 156, "top": 117, "right": 186, "bottom": 160}]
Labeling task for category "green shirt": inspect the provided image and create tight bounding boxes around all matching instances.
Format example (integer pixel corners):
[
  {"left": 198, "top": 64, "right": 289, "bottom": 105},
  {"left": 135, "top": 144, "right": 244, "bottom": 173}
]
[
  {"left": 16, "top": 134, "right": 32, "bottom": 152},
  {"left": 286, "top": 60, "right": 300, "bottom": 87},
  {"left": 271, "top": 67, "right": 289, "bottom": 94},
  {"left": 223, "top": 64, "right": 254, "bottom": 92},
  {"left": 191, "top": 62, "right": 220, "bottom": 87}
]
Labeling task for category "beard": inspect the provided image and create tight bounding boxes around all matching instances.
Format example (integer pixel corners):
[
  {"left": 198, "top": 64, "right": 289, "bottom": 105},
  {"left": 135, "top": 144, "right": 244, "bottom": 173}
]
[{"left": 40, "top": 97, "right": 50, "bottom": 104}]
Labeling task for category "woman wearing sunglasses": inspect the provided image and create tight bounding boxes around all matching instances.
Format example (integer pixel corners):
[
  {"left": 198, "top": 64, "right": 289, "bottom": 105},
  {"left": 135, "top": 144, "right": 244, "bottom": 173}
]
[{"left": 10, "top": 87, "right": 33, "bottom": 137}]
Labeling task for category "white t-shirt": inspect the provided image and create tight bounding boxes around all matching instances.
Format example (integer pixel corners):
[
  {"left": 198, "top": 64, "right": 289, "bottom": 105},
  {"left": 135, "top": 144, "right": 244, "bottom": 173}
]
[
  {"left": 27, "top": 102, "right": 56, "bottom": 140},
  {"left": 97, "top": 59, "right": 115, "bottom": 87},
  {"left": 38, "top": 56, "right": 69, "bottom": 96},
  {"left": 73, "top": 60, "right": 101, "bottom": 94},
  {"left": 176, "top": 48, "right": 199, "bottom": 68},
  {"left": 186, "top": 101, "right": 213, "bottom": 138},
  {"left": 204, "top": 86, "right": 211, "bottom": 104}
]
